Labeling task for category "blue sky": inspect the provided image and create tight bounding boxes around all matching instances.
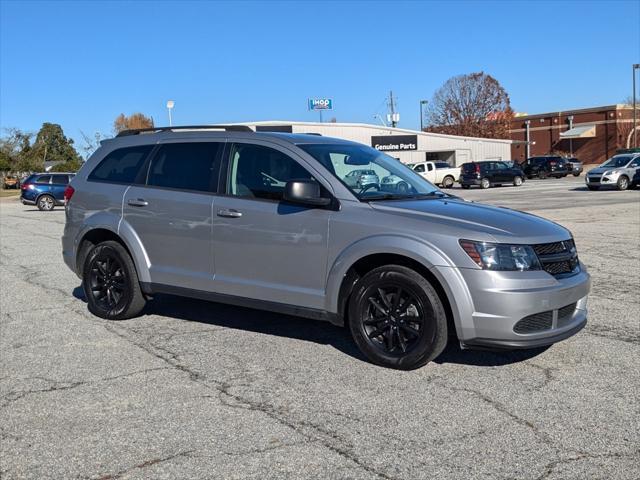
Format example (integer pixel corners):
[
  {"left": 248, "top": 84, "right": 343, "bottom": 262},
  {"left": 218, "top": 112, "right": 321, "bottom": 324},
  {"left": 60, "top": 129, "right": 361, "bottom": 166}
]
[{"left": 1, "top": 0, "right": 639, "bottom": 148}]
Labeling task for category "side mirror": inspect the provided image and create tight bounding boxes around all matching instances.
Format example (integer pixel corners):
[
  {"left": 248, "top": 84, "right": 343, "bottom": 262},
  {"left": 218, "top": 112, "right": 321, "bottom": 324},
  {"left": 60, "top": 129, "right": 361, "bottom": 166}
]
[{"left": 283, "top": 179, "right": 331, "bottom": 207}]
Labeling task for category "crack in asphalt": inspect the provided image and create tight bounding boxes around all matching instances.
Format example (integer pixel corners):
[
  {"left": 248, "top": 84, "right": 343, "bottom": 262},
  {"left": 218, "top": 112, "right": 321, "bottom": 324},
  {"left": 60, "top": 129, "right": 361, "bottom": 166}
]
[
  {"left": 0, "top": 367, "right": 171, "bottom": 409},
  {"left": 91, "top": 449, "right": 196, "bottom": 480},
  {"left": 534, "top": 448, "right": 640, "bottom": 480}
]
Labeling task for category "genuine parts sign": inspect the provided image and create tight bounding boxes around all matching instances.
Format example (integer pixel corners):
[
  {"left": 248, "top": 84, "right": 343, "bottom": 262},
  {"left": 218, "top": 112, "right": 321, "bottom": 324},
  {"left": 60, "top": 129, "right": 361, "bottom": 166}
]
[{"left": 371, "top": 135, "right": 418, "bottom": 152}]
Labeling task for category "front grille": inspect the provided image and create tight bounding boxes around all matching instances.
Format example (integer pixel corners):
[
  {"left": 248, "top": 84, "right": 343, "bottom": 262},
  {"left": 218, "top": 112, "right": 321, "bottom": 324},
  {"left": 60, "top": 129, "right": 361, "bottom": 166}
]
[
  {"left": 588, "top": 176, "right": 600, "bottom": 182},
  {"left": 533, "top": 240, "right": 579, "bottom": 277},
  {"left": 543, "top": 260, "right": 575, "bottom": 275},
  {"left": 558, "top": 303, "right": 577, "bottom": 320},
  {"left": 514, "top": 311, "right": 553, "bottom": 334},
  {"left": 533, "top": 242, "right": 567, "bottom": 256}
]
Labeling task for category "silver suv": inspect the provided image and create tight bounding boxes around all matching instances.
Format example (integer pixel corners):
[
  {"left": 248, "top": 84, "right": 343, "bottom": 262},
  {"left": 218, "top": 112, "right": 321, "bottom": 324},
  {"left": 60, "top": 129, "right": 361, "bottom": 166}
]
[
  {"left": 62, "top": 126, "right": 591, "bottom": 369},
  {"left": 585, "top": 153, "right": 640, "bottom": 190}
]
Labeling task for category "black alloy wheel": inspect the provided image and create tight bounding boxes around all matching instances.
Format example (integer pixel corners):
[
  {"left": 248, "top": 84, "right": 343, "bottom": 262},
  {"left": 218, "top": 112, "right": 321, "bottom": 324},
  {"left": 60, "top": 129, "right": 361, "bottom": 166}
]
[
  {"left": 349, "top": 265, "right": 447, "bottom": 369},
  {"left": 83, "top": 241, "right": 146, "bottom": 320}
]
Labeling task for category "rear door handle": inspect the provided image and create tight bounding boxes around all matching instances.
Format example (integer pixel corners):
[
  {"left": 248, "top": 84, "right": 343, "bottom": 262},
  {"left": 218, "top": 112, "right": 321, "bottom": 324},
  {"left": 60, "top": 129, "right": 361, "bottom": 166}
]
[
  {"left": 217, "top": 208, "right": 242, "bottom": 218},
  {"left": 127, "top": 198, "right": 148, "bottom": 207}
]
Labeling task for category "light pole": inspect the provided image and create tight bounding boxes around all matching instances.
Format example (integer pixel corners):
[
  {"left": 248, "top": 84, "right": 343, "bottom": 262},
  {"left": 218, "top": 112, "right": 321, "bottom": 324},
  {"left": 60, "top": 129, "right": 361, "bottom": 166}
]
[
  {"left": 567, "top": 115, "right": 574, "bottom": 157},
  {"left": 420, "top": 100, "right": 428, "bottom": 131},
  {"left": 166, "top": 100, "right": 175, "bottom": 126},
  {"left": 633, "top": 64, "right": 639, "bottom": 148}
]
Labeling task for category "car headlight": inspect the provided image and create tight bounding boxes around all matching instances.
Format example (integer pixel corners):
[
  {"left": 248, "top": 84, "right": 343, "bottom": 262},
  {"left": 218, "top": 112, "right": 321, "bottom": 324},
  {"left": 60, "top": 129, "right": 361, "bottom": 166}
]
[{"left": 459, "top": 240, "right": 542, "bottom": 271}]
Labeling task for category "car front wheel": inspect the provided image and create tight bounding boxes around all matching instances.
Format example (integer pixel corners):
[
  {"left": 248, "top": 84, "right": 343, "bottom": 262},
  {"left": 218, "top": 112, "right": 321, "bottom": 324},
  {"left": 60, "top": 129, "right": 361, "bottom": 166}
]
[
  {"left": 348, "top": 265, "right": 448, "bottom": 370},
  {"left": 82, "top": 240, "right": 146, "bottom": 320},
  {"left": 513, "top": 176, "right": 523, "bottom": 187},
  {"left": 480, "top": 178, "right": 491, "bottom": 189},
  {"left": 616, "top": 176, "right": 629, "bottom": 191}
]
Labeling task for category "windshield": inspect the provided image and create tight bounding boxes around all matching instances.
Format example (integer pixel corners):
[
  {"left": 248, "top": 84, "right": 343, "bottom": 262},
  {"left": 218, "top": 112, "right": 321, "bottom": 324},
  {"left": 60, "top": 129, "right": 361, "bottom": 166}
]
[
  {"left": 601, "top": 155, "right": 633, "bottom": 168},
  {"left": 298, "top": 143, "right": 441, "bottom": 200}
]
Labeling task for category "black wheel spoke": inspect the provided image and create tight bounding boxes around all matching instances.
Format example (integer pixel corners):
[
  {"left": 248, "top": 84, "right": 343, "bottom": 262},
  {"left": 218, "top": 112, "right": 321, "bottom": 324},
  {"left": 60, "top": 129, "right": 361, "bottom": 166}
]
[
  {"left": 367, "top": 326, "right": 387, "bottom": 339},
  {"left": 400, "top": 324, "right": 420, "bottom": 338},
  {"left": 397, "top": 329, "right": 407, "bottom": 352},
  {"left": 392, "top": 287, "right": 403, "bottom": 310},
  {"left": 402, "top": 314, "right": 423, "bottom": 325},
  {"left": 378, "top": 288, "right": 392, "bottom": 310},
  {"left": 368, "top": 297, "right": 388, "bottom": 316}
]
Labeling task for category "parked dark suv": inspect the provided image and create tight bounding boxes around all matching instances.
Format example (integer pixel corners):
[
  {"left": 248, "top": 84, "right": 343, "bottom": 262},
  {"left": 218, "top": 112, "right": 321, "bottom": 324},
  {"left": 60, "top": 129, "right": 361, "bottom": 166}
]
[
  {"left": 521, "top": 156, "right": 570, "bottom": 179},
  {"left": 459, "top": 161, "right": 525, "bottom": 189},
  {"left": 20, "top": 172, "right": 75, "bottom": 210}
]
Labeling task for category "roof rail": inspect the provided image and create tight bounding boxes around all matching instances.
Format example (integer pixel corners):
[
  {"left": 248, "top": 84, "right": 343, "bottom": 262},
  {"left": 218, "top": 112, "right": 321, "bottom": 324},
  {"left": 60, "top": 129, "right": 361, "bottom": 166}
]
[{"left": 116, "top": 125, "right": 253, "bottom": 137}]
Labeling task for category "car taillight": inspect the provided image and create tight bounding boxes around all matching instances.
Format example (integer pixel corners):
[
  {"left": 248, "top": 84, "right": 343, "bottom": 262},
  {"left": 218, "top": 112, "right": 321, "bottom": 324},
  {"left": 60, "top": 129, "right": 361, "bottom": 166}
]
[
  {"left": 64, "top": 185, "right": 75, "bottom": 204},
  {"left": 475, "top": 164, "right": 480, "bottom": 174},
  {"left": 21, "top": 183, "right": 31, "bottom": 190}
]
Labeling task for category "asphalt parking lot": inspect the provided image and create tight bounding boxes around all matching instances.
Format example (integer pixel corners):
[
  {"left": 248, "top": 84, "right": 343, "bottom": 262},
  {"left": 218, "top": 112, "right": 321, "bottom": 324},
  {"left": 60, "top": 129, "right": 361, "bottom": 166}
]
[{"left": 1, "top": 176, "right": 639, "bottom": 479}]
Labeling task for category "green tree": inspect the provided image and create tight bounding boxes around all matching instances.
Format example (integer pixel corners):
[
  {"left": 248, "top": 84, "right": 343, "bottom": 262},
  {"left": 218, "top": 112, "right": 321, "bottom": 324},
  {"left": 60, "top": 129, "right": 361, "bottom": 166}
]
[
  {"left": 0, "top": 128, "right": 33, "bottom": 171},
  {"left": 27, "top": 123, "right": 81, "bottom": 171}
]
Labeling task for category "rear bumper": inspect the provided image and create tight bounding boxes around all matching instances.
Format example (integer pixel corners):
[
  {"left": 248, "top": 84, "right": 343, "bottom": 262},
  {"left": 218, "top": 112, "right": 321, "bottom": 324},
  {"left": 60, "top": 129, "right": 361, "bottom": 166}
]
[
  {"left": 460, "top": 178, "right": 481, "bottom": 186},
  {"left": 21, "top": 197, "right": 36, "bottom": 205}
]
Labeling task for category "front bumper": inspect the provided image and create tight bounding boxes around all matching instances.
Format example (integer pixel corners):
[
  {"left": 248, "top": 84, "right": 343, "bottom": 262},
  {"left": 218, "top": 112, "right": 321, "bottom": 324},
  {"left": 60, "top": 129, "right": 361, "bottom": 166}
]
[
  {"left": 437, "top": 265, "right": 591, "bottom": 349},
  {"left": 586, "top": 173, "right": 618, "bottom": 186}
]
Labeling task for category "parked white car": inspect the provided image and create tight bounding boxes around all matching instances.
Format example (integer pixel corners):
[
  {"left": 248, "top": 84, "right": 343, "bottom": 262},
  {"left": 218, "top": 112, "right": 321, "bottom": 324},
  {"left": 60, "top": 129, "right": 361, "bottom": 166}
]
[{"left": 410, "top": 161, "right": 460, "bottom": 188}]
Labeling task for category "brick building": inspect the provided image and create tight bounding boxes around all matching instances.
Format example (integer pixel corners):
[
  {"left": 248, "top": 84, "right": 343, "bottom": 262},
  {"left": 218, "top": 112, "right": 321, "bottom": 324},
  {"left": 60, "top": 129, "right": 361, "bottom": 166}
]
[{"left": 509, "top": 104, "right": 637, "bottom": 164}]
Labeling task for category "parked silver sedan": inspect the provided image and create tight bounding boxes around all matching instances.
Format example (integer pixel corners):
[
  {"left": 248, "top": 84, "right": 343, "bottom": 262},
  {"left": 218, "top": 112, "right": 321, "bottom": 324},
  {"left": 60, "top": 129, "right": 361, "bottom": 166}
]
[{"left": 586, "top": 153, "right": 640, "bottom": 190}]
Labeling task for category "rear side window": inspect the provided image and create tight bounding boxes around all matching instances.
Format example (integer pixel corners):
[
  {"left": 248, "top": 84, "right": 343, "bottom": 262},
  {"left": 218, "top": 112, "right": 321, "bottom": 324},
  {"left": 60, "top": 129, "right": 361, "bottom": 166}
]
[
  {"left": 413, "top": 164, "right": 425, "bottom": 173},
  {"left": 51, "top": 174, "right": 69, "bottom": 185},
  {"left": 36, "top": 175, "right": 51, "bottom": 183},
  {"left": 89, "top": 145, "right": 153, "bottom": 184},
  {"left": 147, "top": 142, "right": 222, "bottom": 193},
  {"left": 461, "top": 163, "right": 475, "bottom": 173}
]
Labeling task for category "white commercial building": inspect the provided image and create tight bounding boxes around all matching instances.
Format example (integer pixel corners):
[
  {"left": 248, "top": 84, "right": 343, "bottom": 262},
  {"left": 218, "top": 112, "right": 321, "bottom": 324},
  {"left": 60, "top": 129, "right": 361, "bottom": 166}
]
[{"left": 241, "top": 121, "right": 513, "bottom": 166}]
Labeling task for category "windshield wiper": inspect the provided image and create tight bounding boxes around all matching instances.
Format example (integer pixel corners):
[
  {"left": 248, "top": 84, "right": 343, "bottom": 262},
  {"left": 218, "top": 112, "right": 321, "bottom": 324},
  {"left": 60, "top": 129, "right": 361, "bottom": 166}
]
[{"left": 362, "top": 191, "right": 448, "bottom": 202}]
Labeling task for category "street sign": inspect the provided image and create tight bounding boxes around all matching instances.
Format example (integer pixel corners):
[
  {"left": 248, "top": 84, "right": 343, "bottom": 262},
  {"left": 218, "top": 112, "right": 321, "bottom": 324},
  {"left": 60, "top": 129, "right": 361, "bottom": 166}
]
[{"left": 308, "top": 98, "right": 333, "bottom": 110}]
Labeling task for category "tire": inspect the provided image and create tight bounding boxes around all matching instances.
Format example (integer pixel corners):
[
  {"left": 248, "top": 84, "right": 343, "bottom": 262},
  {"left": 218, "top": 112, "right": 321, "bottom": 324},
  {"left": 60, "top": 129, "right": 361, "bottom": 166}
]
[
  {"left": 573, "top": 172, "right": 580, "bottom": 177},
  {"left": 616, "top": 176, "right": 629, "bottom": 191},
  {"left": 37, "top": 195, "right": 55, "bottom": 211},
  {"left": 348, "top": 265, "right": 448, "bottom": 370},
  {"left": 513, "top": 176, "right": 523, "bottom": 187},
  {"left": 480, "top": 178, "right": 491, "bottom": 189},
  {"left": 442, "top": 176, "right": 455, "bottom": 189},
  {"left": 82, "top": 240, "right": 146, "bottom": 320},
  {"left": 587, "top": 185, "right": 599, "bottom": 191},
  {"left": 461, "top": 184, "right": 470, "bottom": 189}
]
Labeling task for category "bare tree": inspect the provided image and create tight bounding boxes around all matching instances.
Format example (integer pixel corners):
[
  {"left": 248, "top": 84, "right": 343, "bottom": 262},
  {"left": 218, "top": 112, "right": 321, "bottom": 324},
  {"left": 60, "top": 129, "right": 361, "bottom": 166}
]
[
  {"left": 79, "top": 130, "right": 106, "bottom": 159},
  {"left": 425, "top": 72, "right": 513, "bottom": 139},
  {"left": 113, "top": 113, "right": 154, "bottom": 134}
]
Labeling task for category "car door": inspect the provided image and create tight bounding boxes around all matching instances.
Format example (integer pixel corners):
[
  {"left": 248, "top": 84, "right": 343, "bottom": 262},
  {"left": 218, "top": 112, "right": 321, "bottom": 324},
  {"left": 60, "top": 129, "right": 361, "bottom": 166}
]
[
  {"left": 122, "top": 140, "right": 223, "bottom": 292},
  {"left": 212, "top": 140, "right": 332, "bottom": 310},
  {"left": 50, "top": 174, "right": 69, "bottom": 201},
  {"left": 493, "top": 162, "right": 511, "bottom": 183}
]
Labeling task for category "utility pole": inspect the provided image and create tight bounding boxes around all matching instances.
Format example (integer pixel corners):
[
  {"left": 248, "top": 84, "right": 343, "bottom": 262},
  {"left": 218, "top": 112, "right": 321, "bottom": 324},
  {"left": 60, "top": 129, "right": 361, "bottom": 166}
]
[
  {"left": 386, "top": 91, "right": 400, "bottom": 128},
  {"left": 633, "top": 64, "right": 639, "bottom": 148}
]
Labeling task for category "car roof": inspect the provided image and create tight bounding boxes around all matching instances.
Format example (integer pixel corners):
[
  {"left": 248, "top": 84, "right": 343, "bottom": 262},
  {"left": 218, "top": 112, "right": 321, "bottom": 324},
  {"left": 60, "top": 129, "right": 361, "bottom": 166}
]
[{"left": 103, "top": 127, "right": 362, "bottom": 149}]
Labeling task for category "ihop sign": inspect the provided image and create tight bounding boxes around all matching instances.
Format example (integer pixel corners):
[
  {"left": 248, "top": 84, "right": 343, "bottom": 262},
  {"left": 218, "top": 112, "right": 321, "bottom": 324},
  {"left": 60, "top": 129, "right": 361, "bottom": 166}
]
[{"left": 308, "top": 98, "right": 333, "bottom": 110}]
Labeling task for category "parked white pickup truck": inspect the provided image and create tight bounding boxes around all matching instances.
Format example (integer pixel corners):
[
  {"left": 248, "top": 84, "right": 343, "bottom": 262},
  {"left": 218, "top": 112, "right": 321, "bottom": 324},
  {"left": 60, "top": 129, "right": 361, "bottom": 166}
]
[{"left": 409, "top": 161, "right": 461, "bottom": 188}]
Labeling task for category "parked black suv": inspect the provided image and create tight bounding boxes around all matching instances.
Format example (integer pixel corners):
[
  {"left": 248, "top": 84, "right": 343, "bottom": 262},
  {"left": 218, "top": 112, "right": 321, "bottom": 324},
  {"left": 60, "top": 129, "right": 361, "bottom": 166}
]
[
  {"left": 521, "top": 156, "right": 570, "bottom": 179},
  {"left": 459, "top": 161, "right": 525, "bottom": 189}
]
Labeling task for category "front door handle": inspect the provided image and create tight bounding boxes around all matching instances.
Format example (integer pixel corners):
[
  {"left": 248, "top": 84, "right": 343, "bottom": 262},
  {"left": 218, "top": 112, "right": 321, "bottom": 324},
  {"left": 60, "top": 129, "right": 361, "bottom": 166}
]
[
  {"left": 217, "top": 208, "right": 242, "bottom": 218},
  {"left": 127, "top": 198, "right": 148, "bottom": 207}
]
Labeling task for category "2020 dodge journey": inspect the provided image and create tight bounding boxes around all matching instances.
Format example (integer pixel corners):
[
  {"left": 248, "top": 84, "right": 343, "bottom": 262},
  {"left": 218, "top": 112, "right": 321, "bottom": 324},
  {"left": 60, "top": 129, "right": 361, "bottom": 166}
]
[{"left": 62, "top": 126, "right": 591, "bottom": 369}]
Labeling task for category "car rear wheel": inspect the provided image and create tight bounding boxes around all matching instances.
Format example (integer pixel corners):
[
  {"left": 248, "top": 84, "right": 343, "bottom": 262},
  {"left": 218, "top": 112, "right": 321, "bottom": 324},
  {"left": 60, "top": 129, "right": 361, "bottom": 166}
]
[
  {"left": 480, "top": 178, "right": 491, "bottom": 189},
  {"left": 37, "top": 195, "right": 55, "bottom": 211},
  {"left": 348, "top": 265, "right": 448, "bottom": 370},
  {"left": 83, "top": 241, "right": 146, "bottom": 320},
  {"left": 442, "top": 176, "right": 455, "bottom": 188},
  {"left": 397, "top": 181, "right": 409, "bottom": 194},
  {"left": 587, "top": 185, "right": 600, "bottom": 191},
  {"left": 616, "top": 176, "right": 629, "bottom": 191},
  {"left": 513, "top": 176, "right": 523, "bottom": 187}
]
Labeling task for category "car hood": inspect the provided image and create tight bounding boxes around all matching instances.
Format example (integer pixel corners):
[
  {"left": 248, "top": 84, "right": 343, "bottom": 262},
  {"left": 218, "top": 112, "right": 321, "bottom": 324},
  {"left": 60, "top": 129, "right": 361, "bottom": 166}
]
[
  {"left": 589, "top": 166, "right": 624, "bottom": 175},
  {"left": 369, "top": 198, "right": 571, "bottom": 244}
]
